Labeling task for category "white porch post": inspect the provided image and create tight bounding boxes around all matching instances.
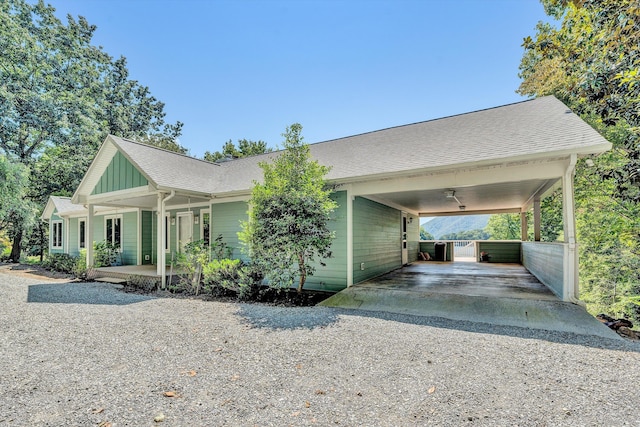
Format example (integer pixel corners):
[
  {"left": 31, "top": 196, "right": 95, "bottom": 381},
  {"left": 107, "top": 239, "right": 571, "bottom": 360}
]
[
  {"left": 156, "top": 193, "right": 167, "bottom": 288},
  {"left": 562, "top": 154, "right": 579, "bottom": 302},
  {"left": 346, "top": 186, "right": 354, "bottom": 287},
  {"left": 533, "top": 197, "right": 541, "bottom": 242},
  {"left": 86, "top": 204, "right": 94, "bottom": 267},
  {"left": 520, "top": 210, "right": 528, "bottom": 241}
]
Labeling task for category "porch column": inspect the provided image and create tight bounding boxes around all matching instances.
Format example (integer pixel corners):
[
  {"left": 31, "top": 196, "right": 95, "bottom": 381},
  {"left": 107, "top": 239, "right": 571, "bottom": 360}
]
[
  {"left": 562, "top": 154, "right": 578, "bottom": 301},
  {"left": 520, "top": 210, "right": 528, "bottom": 241},
  {"left": 86, "top": 204, "right": 94, "bottom": 267},
  {"left": 156, "top": 192, "right": 168, "bottom": 288},
  {"left": 346, "top": 186, "right": 354, "bottom": 287},
  {"left": 533, "top": 197, "right": 541, "bottom": 242}
]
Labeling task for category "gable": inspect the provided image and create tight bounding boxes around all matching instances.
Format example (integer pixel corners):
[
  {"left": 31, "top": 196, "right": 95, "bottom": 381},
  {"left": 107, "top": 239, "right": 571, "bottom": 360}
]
[{"left": 91, "top": 151, "right": 148, "bottom": 195}]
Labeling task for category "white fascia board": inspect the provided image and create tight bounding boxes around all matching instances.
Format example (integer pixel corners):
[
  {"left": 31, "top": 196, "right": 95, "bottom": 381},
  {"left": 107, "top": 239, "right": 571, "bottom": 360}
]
[
  {"left": 162, "top": 201, "right": 211, "bottom": 210},
  {"left": 421, "top": 207, "right": 522, "bottom": 217},
  {"left": 210, "top": 193, "right": 251, "bottom": 204},
  {"left": 84, "top": 186, "right": 152, "bottom": 205},
  {"left": 348, "top": 158, "right": 569, "bottom": 197}
]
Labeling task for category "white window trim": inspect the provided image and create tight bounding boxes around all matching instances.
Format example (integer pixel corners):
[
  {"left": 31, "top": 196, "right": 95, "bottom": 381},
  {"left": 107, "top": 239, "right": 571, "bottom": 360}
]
[
  {"left": 200, "top": 209, "right": 210, "bottom": 245},
  {"left": 52, "top": 220, "right": 63, "bottom": 249},
  {"left": 78, "top": 218, "right": 87, "bottom": 250},
  {"left": 104, "top": 214, "right": 123, "bottom": 251}
]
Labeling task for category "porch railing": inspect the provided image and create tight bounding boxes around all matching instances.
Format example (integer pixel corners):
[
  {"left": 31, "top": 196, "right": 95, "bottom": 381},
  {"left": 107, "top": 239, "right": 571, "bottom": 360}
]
[{"left": 452, "top": 240, "right": 475, "bottom": 258}]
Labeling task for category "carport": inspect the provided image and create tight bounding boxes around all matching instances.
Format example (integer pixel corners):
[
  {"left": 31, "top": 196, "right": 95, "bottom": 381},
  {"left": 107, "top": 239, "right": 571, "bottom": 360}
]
[
  {"left": 320, "top": 261, "right": 617, "bottom": 338},
  {"left": 331, "top": 97, "right": 612, "bottom": 302}
]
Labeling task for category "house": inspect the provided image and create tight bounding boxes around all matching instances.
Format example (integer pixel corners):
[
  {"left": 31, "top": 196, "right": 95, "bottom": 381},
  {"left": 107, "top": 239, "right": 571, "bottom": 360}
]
[{"left": 42, "top": 96, "right": 611, "bottom": 301}]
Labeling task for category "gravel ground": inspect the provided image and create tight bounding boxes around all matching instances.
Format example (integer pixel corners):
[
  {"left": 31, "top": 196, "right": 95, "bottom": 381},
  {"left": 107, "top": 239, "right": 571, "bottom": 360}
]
[{"left": 1, "top": 267, "right": 640, "bottom": 426}]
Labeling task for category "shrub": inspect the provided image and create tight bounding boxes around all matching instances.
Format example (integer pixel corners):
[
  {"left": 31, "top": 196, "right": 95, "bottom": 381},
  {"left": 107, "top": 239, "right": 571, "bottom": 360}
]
[
  {"left": 93, "top": 240, "right": 119, "bottom": 267},
  {"left": 203, "top": 259, "right": 263, "bottom": 300},
  {"left": 42, "top": 253, "right": 78, "bottom": 274}
]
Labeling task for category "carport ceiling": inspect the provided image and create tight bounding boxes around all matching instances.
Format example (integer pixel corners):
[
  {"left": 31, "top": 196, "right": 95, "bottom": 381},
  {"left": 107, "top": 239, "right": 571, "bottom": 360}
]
[{"left": 377, "top": 179, "right": 558, "bottom": 215}]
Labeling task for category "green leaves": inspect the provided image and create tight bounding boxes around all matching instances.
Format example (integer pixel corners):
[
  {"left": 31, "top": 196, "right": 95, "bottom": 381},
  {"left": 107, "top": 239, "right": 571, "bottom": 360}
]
[{"left": 240, "top": 124, "right": 337, "bottom": 292}]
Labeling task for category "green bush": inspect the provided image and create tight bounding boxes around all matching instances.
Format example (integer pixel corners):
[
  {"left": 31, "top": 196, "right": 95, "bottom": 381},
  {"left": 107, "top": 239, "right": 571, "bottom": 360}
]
[
  {"left": 93, "top": 240, "right": 119, "bottom": 267},
  {"left": 42, "top": 253, "right": 78, "bottom": 274},
  {"left": 202, "top": 259, "right": 263, "bottom": 300}
]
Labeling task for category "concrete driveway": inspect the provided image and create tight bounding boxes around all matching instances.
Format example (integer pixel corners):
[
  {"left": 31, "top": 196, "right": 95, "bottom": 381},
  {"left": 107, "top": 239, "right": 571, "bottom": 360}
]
[{"left": 321, "top": 261, "right": 618, "bottom": 339}]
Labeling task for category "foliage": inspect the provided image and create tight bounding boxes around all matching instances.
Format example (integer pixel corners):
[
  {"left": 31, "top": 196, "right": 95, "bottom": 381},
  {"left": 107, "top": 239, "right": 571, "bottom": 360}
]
[
  {"left": 93, "top": 240, "right": 119, "bottom": 268},
  {"left": 201, "top": 258, "right": 262, "bottom": 300},
  {"left": 204, "top": 139, "right": 272, "bottom": 162},
  {"left": 210, "top": 234, "right": 233, "bottom": 260},
  {"left": 0, "top": 156, "right": 36, "bottom": 258},
  {"left": 519, "top": 0, "right": 640, "bottom": 322},
  {"left": 484, "top": 214, "right": 521, "bottom": 240},
  {"left": 240, "top": 123, "right": 337, "bottom": 292},
  {"left": 440, "top": 229, "right": 489, "bottom": 240},
  {"left": 173, "top": 239, "right": 210, "bottom": 295},
  {"left": 419, "top": 227, "right": 434, "bottom": 240},
  {"left": 42, "top": 253, "right": 77, "bottom": 274},
  {"left": 0, "top": 0, "right": 183, "bottom": 260}
]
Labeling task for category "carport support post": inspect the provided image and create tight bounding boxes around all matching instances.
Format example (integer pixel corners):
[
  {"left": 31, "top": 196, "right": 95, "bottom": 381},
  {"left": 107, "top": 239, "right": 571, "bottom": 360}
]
[
  {"left": 520, "top": 210, "right": 528, "bottom": 241},
  {"left": 533, "top": 197, "right": 541, "bottom": 242},
  {"left": 157, "top": 193, "right": 166, "bottom": 288},
  {"left": 562, "top": 154, "right": 579, "bottom": 302},
  {"left": 346, "top": 187, "right": 354, "bottom": 287},
  {"left": 86, "top": 204, "right": 94, "bottom": 267}
]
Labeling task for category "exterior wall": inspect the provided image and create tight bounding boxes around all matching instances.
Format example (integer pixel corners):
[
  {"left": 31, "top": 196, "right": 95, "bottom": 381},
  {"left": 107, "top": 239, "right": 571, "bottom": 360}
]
[
  {"left": 477, "top": 241, "right": 521, "bottom": 263},
  {"left": 304, "top": 191, "right": 348, "bottom": 292},
  {"left": 68, "top": 217, "right": 80, "bottom": 257},
  {"left": 91, "top": 151, "right": 148, "bottom": 195},
  {"left": 419, "top": 241, "right": 454, "bottom": 261},
  {"left": 91, "top": 211, "right": 138, "bottom": 265},
  {"left": 121, "top": 211, "right": 137, "bottom": 264},
  {"left": 522, "top": 242, "right": 565, "bottom": 298},
  {"left": 211, "top": 201, "right": 249, "bottom": 261},
  {"left": 164, "top": 206, "right": 209, "bottom": 265},
  {"left": 353, "top": 197, "right": 402, "bottom": 283},
  {"left": 141, "top": 210, "right": 154, "bottom": 265}
]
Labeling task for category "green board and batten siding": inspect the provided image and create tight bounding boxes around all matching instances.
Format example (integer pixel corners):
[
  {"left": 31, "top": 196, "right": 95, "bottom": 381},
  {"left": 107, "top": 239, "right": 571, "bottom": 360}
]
[
  {"left": 141, "top": 210, "right": 154, "bottom": 265},
  {"left": 353, "top": 196, "right": 402, "bottom": 283},
  {"left": 91, "top": 151, "right": 148, "bottom": 195}
]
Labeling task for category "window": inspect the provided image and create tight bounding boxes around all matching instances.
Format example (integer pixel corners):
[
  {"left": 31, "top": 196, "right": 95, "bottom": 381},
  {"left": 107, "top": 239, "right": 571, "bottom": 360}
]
[
  {"left": 79, "top": 219, "right": 86, "bottom": 249},
  {"left": 105, "top": 215, "right": 122, "bottom": 249},
  {"left": 52, "top": 221, "right": 63, "bottom": 249},
  {"left": 201, "top": 210, "right": 210, "bottom": 246}
]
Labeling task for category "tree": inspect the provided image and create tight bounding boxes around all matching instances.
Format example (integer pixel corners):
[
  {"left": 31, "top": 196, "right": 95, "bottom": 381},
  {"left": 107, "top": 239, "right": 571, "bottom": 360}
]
[
  {"left": 240, "top": 124, "right": 337, "bottom": 292},
  {"left": 484, "top": 214, "right": 521, "bottom": 240},
  {"left": 519, "top": 0, "right": 640, "bottom": 321},
  {"left": 419, "top": 227, "right": 434, "bottom": 240},
  {"left": 440, "top": 229, "right": 489, "bottom": 240},
  {"left": 0, "top": 0, "right": 184, "bottom": 260},
  {"left": 204, "top": 139, "right": 271, "bottom": 162}
]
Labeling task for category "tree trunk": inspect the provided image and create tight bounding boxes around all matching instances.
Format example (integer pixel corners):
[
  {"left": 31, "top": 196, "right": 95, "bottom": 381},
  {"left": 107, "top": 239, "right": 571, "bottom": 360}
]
[
  {"left": 39, "top": 223, "right": 44, "bottom": 262},
  {"left": 10, "top": 229, "right": 22, "bottom": 263},
  {"left": 297, "top": 254, "right": 306, "bottom": 293}
]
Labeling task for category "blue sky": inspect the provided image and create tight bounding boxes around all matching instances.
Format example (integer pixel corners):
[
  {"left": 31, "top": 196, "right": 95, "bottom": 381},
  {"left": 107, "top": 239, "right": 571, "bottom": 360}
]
[{"left": 50, "top": 0, "right": 554, "bottom": 158}]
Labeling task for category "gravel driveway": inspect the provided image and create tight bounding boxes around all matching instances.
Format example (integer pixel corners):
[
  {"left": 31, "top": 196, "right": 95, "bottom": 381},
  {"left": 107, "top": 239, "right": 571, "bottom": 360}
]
[{"left": 1, "top": 267, "right": 639, "bottom": 426}]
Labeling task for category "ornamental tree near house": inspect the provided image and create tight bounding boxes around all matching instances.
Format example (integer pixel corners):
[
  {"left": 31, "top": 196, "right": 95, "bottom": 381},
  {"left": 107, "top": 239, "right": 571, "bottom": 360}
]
[{"left": 240, "top": 123, "right": 337, "bottom": 293}]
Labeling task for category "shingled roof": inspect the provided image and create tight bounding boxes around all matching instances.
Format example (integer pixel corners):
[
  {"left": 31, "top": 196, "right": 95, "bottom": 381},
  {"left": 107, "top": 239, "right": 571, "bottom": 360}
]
[
  {"left": 212, "top": 96, "right": 611, "bottom": 194},
  {"left": 75, "top": 95, "right": 610, "bottom": 201}
]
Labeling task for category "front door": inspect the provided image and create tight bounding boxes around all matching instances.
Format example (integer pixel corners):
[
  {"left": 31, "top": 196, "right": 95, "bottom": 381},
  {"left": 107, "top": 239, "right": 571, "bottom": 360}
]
[
  {"left": 177, "top": 212, "right": 193, "bottom": 253},
  {"left": 401, "top": 213, "right": 408, "bottom": 265}
]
